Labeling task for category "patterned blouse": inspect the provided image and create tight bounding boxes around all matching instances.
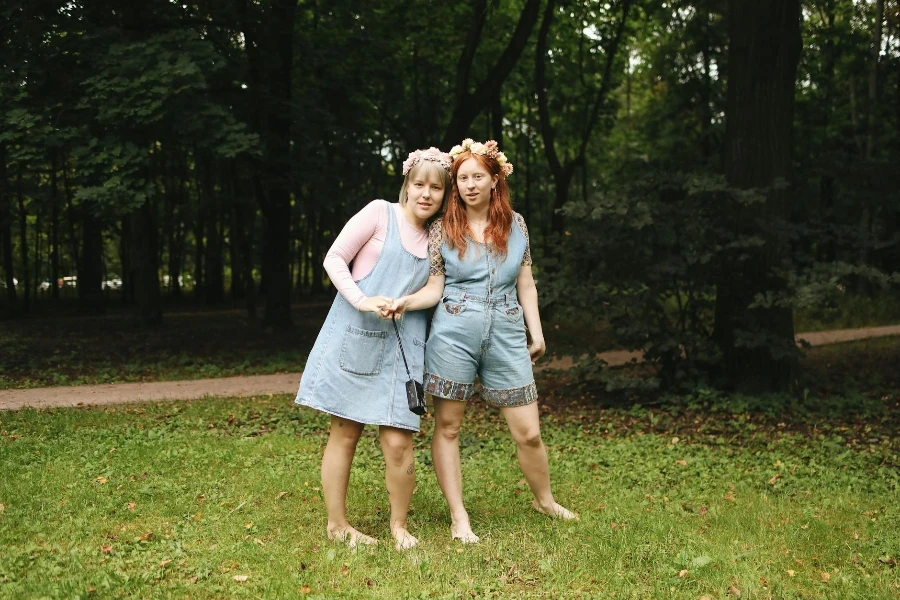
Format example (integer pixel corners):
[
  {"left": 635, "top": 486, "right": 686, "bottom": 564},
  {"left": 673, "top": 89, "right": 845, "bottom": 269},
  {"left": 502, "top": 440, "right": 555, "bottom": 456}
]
[{"left": 429, "top": 213, "right": 533, "bottom": 276}]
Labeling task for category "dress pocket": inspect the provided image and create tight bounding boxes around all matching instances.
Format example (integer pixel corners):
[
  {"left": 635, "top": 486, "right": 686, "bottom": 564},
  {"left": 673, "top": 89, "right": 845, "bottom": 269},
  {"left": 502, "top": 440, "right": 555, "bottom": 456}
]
[
  {"left": 339, "top": 325, "right": 387, "bottom": 376},
  {"left": 504, "top": 304, "right": 523, "bottom": 323},
  {"left": 442, "top": 296, "right": 467, "bottom": 316}
]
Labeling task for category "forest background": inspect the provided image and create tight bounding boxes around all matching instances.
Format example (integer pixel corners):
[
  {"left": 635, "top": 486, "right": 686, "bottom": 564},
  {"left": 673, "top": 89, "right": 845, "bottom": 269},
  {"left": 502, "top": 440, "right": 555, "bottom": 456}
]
[{"left": 2, "top": 0, "right": 899, "bottom": 395}]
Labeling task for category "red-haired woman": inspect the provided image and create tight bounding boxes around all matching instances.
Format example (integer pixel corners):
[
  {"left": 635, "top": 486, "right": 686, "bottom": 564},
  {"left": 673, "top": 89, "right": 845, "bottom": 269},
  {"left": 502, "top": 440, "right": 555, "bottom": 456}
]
[{"left": 389, "top": 139, "right": 576, "bottom": 543}]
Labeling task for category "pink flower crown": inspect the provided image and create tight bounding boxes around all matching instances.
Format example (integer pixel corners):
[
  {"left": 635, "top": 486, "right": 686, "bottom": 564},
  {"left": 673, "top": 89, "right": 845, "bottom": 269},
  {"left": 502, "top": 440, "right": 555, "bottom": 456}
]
[
  {"left": 402, "top": 147, "right": 453, "bottom": 175},
  {"left": 449, "top": 138, "right": 514, "bottom": 177}
]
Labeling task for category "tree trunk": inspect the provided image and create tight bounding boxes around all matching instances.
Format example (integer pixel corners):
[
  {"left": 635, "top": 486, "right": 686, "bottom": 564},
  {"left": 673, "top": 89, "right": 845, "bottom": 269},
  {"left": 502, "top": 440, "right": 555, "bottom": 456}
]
[
  {"left": 201, "top": 159, "right": 224, "bottom": 304},
  {"left": 79, "top": 207, "right": 105, "bottom": 313},
  {"left": 441, "top": 0, "right": 542, "bottom": 147},
  {"left": 260, "top": 0, "right": 297, "bottom": 326},
  {"left": 193, "top": 201, "right": 205, "bottom": 298},
  {"left": 712, "top": 0, "right": 801, "bottom": 393},
  {"left": 231, "top": 162, "right": 257, "bottom": 318},
  {"left": 50, "top": 151, "right": 60, "bottom": 300},
  {"left": 62, "top": 158, "right": 82, "bottom": 284},
  {"left": 0, "top": 143, "right": 17, "bottom": 308},
  {"left": 163, "top": 154, "right": 182, "bottom": 299},
  {"left": 16, "top": 174, "right": 30, "bottom": 311},
  {"left": 129, "top": 202, "right": 162, "bottom": 325}
]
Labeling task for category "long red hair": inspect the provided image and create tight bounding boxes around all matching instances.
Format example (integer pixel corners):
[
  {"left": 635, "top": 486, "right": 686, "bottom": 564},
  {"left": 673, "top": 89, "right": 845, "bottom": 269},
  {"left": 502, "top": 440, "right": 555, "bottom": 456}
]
[{"left": 443, "top": 151, "right": 513, "bottom": 259}]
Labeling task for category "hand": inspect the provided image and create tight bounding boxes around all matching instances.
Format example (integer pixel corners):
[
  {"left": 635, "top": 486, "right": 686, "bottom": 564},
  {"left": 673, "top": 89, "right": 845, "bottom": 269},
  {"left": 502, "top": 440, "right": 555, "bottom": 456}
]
[
  {"left": 387, "top": 296, "right": 412, "bottom": 316},
  {"left": 359, "top": 296, "right": 394, "bottom": 319},
  {"left": 528, "top": 338, "right": 546, "bottom": 364}
]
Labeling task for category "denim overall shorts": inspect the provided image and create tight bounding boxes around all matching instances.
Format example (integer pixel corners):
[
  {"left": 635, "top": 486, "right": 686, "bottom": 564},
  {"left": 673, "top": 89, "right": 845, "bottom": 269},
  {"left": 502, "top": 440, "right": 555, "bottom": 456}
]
[
  {"left": 295, "top": 201, "right": 429, "bottom": 431},
  {"left": 424, "top": 214, "right": 537, "bottom": 407}
]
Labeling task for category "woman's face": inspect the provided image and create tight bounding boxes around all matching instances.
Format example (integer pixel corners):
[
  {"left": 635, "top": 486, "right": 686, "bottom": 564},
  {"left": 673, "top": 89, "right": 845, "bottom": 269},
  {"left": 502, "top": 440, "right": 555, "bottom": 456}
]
[
  {"left": 403, "top": 168, "right": 445, "bottom": 224},
  {"left": 455, "top": 157, "right": 497, "bottom": 213}
]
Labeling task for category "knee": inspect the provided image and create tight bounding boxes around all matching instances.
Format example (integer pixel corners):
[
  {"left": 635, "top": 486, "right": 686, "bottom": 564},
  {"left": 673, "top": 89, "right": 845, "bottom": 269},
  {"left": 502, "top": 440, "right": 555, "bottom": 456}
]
[
  {"left": 434, "top": 418, "right": 463, "bottom": 442},
  {"left": 514, "top": 428, "right": 542, "bottom": 449},
  {"left": 380, "top": 431, "right": 412, "bottom": 465},
  {"left": 330, "top": 421, "right": 363, "bottom": 447}
]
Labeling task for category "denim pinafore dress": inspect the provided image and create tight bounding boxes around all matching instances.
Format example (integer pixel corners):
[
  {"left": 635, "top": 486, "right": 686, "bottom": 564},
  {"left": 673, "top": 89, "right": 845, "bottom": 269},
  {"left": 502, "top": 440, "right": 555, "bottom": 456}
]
[
  {"left": 295, "top": 202, "right": 429, "bottom": 432},
  {"left": 423, "top": 214, "right": 537, "bottom": 407}
]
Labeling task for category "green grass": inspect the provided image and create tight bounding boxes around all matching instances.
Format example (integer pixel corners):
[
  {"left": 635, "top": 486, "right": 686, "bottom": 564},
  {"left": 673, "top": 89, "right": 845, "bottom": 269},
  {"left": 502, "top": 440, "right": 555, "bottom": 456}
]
[{"left": 1, "top": 395, "right": 897, "bottom": 599}]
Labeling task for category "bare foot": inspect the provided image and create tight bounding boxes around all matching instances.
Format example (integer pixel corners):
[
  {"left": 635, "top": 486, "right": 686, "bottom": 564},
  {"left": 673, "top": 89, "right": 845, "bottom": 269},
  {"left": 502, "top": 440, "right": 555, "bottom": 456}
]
[
  {"left": 391, "top": 527, "right": 418, "bottom": 551},
  {"left": 327, "top": 525, "right": 378, "bottom": 548},
  {"left": 450, "top": 516, "right": 480, "bottom": 544},
  {"left": 532, "top": 499, "right": 579, "bottom": 520}
]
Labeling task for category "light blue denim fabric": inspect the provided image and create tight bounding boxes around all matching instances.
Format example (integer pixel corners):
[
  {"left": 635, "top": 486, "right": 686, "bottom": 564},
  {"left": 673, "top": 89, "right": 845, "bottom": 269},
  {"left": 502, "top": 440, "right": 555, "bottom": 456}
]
[
  {"left": 295, "top": 201, "right": 429, "bottom": 431},
  {"left": 424, "top": 215, "right": 537, "bottom": 406}
]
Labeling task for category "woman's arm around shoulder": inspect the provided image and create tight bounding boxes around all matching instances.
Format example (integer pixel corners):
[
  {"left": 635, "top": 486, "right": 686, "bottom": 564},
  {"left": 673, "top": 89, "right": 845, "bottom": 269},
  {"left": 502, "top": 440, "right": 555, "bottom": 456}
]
[{"left": 388, "top": 219, "right": 446, "bottom": 314}]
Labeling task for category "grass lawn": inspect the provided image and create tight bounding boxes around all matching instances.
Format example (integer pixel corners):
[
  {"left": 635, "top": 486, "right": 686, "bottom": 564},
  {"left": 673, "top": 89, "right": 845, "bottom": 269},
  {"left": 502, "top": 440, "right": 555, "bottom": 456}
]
[{"left": 1, "top": 382, "right": 897, "bottom": 598}]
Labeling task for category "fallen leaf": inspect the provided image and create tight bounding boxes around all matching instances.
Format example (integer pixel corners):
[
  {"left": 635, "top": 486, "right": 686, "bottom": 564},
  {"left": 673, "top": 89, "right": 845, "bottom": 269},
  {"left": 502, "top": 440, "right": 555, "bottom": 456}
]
[
  {"left": 365, "top": 579, "right": 375, "bottom": 588},
  {"left": 244, "top": 522, "right": 253, "bottom": 529},
  {"left": 101, "top": 545, "right": 113, "bottom": 554},
  {"left": 277, "top": 491, "right": 289, "bottom": 500},
  {"left": 699, "top": 506, "right": 708, "bottom": 516},
  {"left": 96, "top": 476, "right": 108, "bottom": 485},
  {"left": 700, "top": 596, "right": 714, "bottom": 600},
  {"left": 879, "top": 555, "right": 897, "bottom": 566},
  {"left": 126, "top": 502, "right": 136, "bottom": 511},
  {"left": 193, "top": 512, "right": 202, "bottom": 521},
  {"left": 759, "top": 577, "right": 769, "bottom": 587},
  {"left": 724, "top": 491, "right": 736, "bottom": 502},
  {"left": 159, "top": 559, "right": 171, "bottom": 568},
  {"left": 671, "top": 436, "right": 680, "bottom": 444},
  {"left": 187, "top": 576, "right": 198, "bottom": 584},
  {"left": 139, "top": 531, "right": 153, "bottom": 542},
  {"left": 768, "top": 474, "right": 782, "bottom": 485},
  {"left": 311, "top": 544, "right": 319, "bottom": 552},
  {"left": 456, "top": 548, "right": 464, "bottom": 553},
  {"left": 233, "top": 575, "right": 249, "bottom": 582},
  {"left": 786, "top": 569, "right": 796, "bottom": 577},
  {"left": 341, "top": 564, "right": 349, "bottom": 576},
  {"left": 677, "top": 569, "right": 688, "bottom": 578},
  {"left": 820, "top": 572, "right": 830, "bottom": 582},
  {"left": 728, "top": 584, "right": 741, "bottom": 597},
  {"left": 676, "top": 459, "right": 688, "bottom": 466},
  {"left": 300, "top": 585, "right": 311, "bottom": 594}
]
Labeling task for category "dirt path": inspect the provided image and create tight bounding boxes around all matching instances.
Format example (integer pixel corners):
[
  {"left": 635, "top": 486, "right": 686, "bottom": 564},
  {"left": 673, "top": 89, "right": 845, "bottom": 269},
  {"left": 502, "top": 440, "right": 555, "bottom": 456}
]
[{"left": 2, "top": 325, "right": 898, "bottom": 411}]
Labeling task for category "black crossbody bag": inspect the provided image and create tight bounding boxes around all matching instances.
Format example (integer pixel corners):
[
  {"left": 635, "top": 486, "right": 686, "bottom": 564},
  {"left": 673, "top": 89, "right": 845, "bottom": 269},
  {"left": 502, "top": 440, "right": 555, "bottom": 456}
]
[{"left": 392, "top": 315, "right": 426, "bottom": 415}]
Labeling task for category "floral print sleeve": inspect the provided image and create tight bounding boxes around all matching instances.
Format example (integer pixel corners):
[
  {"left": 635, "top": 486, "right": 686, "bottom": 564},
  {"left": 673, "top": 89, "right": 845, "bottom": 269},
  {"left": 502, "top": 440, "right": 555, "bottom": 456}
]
[
  {"left": 429, "top": 219, "right": 446, "bottom": 275},
  {"left": 514, "top": 213, "right": 532, "bottom": 267}
]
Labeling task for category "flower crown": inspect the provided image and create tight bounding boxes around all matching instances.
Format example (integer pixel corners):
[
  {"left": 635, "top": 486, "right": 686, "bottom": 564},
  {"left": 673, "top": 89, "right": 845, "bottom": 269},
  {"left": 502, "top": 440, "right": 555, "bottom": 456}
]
[
  {"left": 402, "top": 147, "right": 453, "bottom": 175},
  {"left": 449, "top": 138, "right": 514, "bottom": 177}
]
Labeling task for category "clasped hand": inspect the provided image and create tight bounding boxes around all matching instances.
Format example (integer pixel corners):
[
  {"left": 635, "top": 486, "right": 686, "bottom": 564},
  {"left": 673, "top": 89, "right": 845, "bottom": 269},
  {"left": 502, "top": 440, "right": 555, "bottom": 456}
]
[{"left": 358, "top": 296, "right": 410, "bottom": 319}]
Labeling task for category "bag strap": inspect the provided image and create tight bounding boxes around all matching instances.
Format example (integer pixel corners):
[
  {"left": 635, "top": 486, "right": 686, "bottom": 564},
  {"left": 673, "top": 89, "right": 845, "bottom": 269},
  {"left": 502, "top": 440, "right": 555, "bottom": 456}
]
[{"left": 392, "top": 315, "right": 412, "bottom": 379}]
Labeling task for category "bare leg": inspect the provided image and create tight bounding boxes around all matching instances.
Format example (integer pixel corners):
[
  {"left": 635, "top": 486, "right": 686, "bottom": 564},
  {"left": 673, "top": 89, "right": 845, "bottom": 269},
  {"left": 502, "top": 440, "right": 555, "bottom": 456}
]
[
  {"left": 321, "top": 416, "right": 377, "bottom": 546},
  {"left": 379, "top": 426, "right": 418, "bottom": 551},
  {"left": 500, "top": 402, "right": 577, "bottom": 520},
  {"left": 431, "top": 396, "right": 479, "bottom": 543}
]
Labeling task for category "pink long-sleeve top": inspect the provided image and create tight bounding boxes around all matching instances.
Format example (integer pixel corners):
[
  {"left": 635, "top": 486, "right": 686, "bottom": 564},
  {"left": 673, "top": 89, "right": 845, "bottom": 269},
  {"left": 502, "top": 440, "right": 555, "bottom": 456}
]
[{"left": 324, "top": 200, "right": 428, "bottom": 310}]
